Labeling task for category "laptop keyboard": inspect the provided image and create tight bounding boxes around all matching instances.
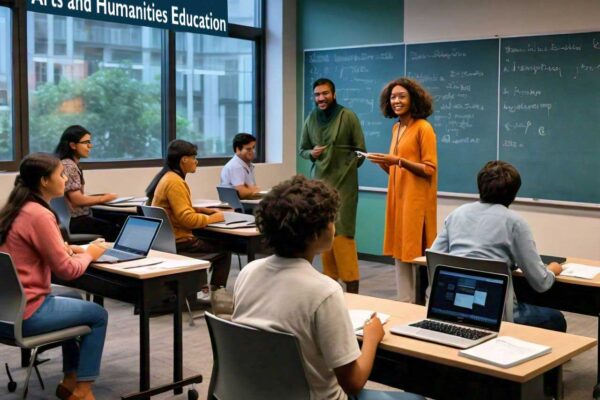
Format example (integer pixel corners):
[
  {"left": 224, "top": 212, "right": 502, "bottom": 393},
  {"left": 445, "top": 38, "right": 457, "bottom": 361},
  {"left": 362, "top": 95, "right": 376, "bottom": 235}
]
[{"left": 410, "top": 320, "right": 490, "bottom": 340}]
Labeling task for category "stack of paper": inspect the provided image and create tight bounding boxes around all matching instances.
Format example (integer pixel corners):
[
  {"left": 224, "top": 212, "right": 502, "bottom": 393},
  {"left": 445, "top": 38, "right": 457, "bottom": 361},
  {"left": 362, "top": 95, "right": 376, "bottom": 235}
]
[
  {"left": 459, "top": 336, "right": 551, "bottom": 368},
  {"left": 560, "top": 263, "right": 600, "bottom": 279}
]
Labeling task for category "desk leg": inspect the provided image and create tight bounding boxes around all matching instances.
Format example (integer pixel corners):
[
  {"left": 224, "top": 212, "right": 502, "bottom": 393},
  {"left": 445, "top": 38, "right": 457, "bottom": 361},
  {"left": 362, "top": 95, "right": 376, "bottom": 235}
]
[
  {"left": 173, "top": 281, "right": 183, "bottom": 395},
  {"left": 139, "top": 287, "right": 150, "bottom": 395},
  {"left": 246, "top": 237, "right": 259, "bottom": 263},
  {"left": 595, "top": 313, "right": 600, "bottom": 399}
]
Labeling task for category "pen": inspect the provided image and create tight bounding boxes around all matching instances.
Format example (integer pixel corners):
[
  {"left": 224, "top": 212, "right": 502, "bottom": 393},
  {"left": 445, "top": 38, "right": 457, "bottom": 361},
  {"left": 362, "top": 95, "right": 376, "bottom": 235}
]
[
  {"left": 364, "top": 311, "right": 377, "bottom": 327},
  {"left": 225, "top": 220, "right": 247, "bottom": 225},
  {"left": 123, "top": 261, "right": 163, "bottom": 269}
]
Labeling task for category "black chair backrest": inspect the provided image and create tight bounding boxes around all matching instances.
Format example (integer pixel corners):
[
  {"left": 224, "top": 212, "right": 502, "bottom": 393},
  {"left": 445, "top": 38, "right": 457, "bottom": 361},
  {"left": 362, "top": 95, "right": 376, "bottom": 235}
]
[
  {"left": 49, "top": 197, "right": 72, "bottom": 235},
  {"left": 0, "top": 253, "right": 26, "bottom": 341},
  {"left": 139, "top": 205, "right": 177, "bottom": 254},
  {"left": 216, "top": 186, "right": 245, "bottom": 213},
  {"left": 205, "top": 312, "right": 310, "bottom": 400}
]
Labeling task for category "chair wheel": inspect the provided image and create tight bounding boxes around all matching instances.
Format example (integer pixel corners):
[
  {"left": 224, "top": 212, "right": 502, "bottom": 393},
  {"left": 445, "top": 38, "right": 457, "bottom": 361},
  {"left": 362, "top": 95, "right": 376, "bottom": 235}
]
[
  {"left": 8, "top": 381, "right": 17, "bottom": 392},
  {"left": 188, "top": 388, "right": 199, "bottom": 400}
]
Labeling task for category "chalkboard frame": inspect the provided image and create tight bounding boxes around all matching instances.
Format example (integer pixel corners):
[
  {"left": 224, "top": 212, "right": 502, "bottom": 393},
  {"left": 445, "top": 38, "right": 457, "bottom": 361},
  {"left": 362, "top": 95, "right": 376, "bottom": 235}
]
[{"left": 302, "top": 32, "right": 600, "bottom": 208}]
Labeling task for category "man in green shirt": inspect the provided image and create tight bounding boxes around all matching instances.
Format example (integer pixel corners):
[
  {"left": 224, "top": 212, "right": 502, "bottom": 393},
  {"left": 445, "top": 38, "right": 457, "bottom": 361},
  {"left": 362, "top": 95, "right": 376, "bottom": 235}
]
[{"left": 300, "top": 78, "right": 366, "bottom": 293}]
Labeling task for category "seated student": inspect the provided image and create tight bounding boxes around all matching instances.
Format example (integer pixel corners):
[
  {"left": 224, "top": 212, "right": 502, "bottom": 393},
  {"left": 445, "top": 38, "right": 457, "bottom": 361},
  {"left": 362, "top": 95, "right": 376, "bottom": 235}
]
[
  {"left": 146, "top": 139, "right": 231, "bottom": 302},
  {"left": 0, "top": 153, "right": 108, "bottom": 400},
  {"left": 233, "top": 175, "right": 423, "bottom": 400},
  {"left": 54, "top": 125, "right": 120, "bottom": 241},
  {"left": 220, "top": 133, "right": 262, "bottom": 199},
  {"left": 430, "top": 160, "right": 566, "bottom": 332}
]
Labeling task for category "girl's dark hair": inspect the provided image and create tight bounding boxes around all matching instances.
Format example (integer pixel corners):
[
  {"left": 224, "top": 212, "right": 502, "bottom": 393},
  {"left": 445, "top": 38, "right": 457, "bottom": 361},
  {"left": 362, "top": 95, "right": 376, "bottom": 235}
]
[
  {"left": 145, "top": 139, "right": 198, "bottom": 202},
  {"left": 54, "top": 125, "right": 91, "bottom": 160},
  {"left": 379, "top": 77, "right": 433, "bottom": 119},
  {"left": 0, "top": 153, "right": 60, "bottom": 244},
  {"left": 477, "top": 160, "right": 522, "bottom": 207},
  {"left": 255, "top": 175, "right": 340, "bottom": 257}
]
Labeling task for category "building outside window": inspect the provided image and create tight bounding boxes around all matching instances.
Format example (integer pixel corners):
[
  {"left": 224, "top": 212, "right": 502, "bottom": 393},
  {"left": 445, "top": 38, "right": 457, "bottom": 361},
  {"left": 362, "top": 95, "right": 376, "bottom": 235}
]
[
  {"left": 0, "top": 7, "right": 12, "bottom": 161},
  {"left": 27, "top": 12, "right": 164, "bottom": 161}
]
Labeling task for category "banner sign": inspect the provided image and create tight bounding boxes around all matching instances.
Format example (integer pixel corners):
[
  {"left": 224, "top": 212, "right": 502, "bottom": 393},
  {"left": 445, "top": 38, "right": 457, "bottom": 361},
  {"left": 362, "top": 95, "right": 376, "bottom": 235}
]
[{"left": 27, "top": 0, "right": 228, "bottom": 36}]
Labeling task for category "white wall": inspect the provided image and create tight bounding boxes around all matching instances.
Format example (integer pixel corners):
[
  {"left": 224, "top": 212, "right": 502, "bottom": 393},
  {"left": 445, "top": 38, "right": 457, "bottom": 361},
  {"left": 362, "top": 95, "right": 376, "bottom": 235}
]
[
  {"left": 0, "top": 0, "right": 298, "bottom": 204},
  {"left": 407, "top": 0, "right": 600, "bottom": 260}
]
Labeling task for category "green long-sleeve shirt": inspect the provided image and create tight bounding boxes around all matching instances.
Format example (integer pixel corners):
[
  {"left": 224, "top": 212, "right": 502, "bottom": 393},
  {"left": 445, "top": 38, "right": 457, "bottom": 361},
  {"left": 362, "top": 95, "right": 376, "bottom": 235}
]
[{"left": 299, "top": 106, "right": 366, "bottom": 237}]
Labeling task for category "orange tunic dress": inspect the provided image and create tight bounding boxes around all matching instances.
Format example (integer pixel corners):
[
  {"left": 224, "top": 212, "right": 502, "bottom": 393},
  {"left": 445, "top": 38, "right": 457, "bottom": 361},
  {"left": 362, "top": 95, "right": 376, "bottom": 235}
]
[{"left": 383, "top": 119, "right": 438, "bottom": 262}]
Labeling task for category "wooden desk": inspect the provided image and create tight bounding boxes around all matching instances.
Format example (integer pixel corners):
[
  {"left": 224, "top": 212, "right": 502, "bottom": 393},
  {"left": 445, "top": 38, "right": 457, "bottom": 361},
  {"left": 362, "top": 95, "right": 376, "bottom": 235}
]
[
  {"left": 194, "top": 225, "right": 264, "bottom": 262},
  {"left": 91, "top": 201, "right": 265, "bottom": 263},
  {"left": 411, "top": 255, "right": 600, "bottom": 392},
  {"left": 53, "top": 250, "right": 209, "bottom": 400},
  {"left": 346, "top": 293, "right": 596, "bottom": 400}
]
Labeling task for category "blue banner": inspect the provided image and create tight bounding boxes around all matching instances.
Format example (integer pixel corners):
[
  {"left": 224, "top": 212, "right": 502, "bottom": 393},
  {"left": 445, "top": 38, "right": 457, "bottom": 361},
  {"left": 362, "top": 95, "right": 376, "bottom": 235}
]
[{"left": 27, "top": 0, "right": 228, "bottom": 36}]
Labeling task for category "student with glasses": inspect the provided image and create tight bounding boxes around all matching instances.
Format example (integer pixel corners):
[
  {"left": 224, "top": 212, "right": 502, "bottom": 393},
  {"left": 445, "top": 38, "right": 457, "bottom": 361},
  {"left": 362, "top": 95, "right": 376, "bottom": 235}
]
[{"left": 54, "top": 125, "right": 121, "bottom": 241}]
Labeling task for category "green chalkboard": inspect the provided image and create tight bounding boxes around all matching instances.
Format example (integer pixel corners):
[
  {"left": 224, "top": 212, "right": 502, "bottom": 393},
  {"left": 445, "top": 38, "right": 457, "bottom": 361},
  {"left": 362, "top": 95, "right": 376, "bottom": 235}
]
[
  {"left": 304, "top": 45, "right": 405, "bottom": 189},
  {"left": 303, "top": 32, "right": 600, "bottom": 204},
  {"left": 406, "top": 39, "right": 499, "bottom": 194},
  {"left": 499, "top": 32, "right": 600, "bottom": 204}
]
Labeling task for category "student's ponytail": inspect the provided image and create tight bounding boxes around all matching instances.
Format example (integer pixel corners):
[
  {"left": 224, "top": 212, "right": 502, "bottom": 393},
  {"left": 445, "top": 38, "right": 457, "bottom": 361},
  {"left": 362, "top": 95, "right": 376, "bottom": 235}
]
[
  {"left": 0, "top": 153, "right": 61, "bottom": 244},
  {"left": 145, "top": 140, "right": 198, "bottom": 204}
]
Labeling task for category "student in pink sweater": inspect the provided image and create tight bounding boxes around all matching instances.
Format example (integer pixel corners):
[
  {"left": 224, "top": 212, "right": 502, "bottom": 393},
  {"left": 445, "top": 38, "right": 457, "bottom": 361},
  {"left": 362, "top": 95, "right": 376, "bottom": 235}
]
[{"left": 0, "top": 153, "right": 108, "bottom": 400}]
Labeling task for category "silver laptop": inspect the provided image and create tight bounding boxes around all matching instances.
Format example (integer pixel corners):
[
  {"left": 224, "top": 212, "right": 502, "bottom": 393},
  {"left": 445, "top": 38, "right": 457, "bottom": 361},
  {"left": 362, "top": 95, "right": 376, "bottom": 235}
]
[
  {"left": 391, "top": 266, "right": 508, "bottom": 349},
  {"left": 96, "top": 216, "right": 162, "bottom": 263}
]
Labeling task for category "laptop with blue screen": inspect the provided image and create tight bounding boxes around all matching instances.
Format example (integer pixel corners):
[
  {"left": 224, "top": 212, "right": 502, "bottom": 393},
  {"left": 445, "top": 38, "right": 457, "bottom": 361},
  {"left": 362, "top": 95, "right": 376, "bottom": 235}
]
[
  {"left": 96, "top": 216, "right": 162, "bottom": 263},
  {"left": 391, "top": 266, "right": 508, "bottom": 349}
]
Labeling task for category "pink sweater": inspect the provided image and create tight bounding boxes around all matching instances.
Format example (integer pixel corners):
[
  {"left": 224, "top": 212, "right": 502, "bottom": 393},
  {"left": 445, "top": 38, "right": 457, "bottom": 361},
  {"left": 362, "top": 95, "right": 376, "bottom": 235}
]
[{"left": 0, "top": 202, "right": 93, "bottom": 319}]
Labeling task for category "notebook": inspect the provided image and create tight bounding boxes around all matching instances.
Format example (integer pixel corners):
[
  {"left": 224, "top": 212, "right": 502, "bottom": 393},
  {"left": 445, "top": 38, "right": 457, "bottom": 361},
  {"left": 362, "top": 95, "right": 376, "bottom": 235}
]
[
  {"left": 96, "top": 216, "right": 162, "bottom": 263},
  {"left": 348, "top": 309, "right": 391, "bottom": 336},
  {"left": 391, "top": 266, "right": 508, "bottom": 349},
  {"left": 459, "top": 336, "right": 551, "bottom": 368},
  {"left": 207, "top": 212, "right": 256, "bottom": 229}
]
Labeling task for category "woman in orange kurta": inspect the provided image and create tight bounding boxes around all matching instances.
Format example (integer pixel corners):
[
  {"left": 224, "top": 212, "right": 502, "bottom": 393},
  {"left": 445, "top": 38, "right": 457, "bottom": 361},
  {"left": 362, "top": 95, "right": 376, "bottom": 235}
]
[{"left": 368, "top": 78, "right": 437, "bottom": 303}]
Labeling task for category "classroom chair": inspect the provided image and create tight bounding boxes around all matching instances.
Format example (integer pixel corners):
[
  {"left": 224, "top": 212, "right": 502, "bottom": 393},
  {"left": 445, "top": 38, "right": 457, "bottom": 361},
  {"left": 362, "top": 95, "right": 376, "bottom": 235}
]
[
  {"left": 205, "top": 312, "right": 310, "bottom": 400},
  {"left": 139, "top": 205, "right": 214, "bottom": 326},
  {"left": 0, "top": 252, "right": 91, "bottom": 399},
  {"left": 216, "top": 185, "right": 246, "bottom": 213},
  {"left": 49, "top": 197, "right": 102, "bottom": 244},
  {"left": 425, "top": 250, "right": 514, "bottom": 322}
]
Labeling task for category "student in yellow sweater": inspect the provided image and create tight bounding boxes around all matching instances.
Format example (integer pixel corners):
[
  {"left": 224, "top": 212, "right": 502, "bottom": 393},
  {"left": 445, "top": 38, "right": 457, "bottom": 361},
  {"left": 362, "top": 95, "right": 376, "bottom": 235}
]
[{"left": 146, "top": 140, "right": 231, "bottom": 300}]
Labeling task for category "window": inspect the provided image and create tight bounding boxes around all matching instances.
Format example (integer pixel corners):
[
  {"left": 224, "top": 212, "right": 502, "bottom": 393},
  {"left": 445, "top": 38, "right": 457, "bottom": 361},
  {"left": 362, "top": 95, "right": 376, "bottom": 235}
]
[
  {"left": 27, "top": 13, "right": 163, "bottom": 161},
  {"left": 228, "top": 0, "right": 262, "bottom": 27},
  {"left": 0, "top": 7, "right": 12, "bottom": 161},
  {"left": 175, "top": 34, "right": 255, "bottom": 158}
]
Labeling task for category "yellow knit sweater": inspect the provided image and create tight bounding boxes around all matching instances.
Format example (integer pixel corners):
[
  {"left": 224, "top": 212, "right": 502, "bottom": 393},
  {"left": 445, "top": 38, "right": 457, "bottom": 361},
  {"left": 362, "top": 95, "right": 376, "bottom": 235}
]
[{"left": 151, "top": 171, "right": 219, "bottom": 241}]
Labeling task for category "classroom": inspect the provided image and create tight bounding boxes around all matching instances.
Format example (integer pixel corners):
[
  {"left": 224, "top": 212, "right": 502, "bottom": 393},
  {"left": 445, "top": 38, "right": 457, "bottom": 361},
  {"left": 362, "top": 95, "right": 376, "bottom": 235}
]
[{"left": 0, "top": 0, "right": 598, "bottom": 399}]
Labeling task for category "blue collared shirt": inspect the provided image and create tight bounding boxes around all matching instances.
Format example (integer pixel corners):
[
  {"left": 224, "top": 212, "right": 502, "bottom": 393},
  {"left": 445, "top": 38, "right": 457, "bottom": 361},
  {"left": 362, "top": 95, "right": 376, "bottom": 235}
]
[
  {"left": 220, "top": 155, "right": 256, "bottom": 187},
  {"left": 431, "top": 201, "right": 555, "bottom": 306}
]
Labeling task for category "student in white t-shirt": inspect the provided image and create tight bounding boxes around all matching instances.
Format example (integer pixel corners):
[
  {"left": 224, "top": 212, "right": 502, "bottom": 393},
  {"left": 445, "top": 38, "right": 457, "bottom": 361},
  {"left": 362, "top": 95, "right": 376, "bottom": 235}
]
[{"left": 233, "top": 175, "right": 423, "bottom": 400}]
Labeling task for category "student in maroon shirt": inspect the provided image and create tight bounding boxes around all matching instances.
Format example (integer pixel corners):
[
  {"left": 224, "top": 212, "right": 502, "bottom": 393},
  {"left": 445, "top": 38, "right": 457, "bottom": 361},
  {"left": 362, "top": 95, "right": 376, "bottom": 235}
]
[{"left": 0, "top": 153, "right": 107, "bottom": 400}]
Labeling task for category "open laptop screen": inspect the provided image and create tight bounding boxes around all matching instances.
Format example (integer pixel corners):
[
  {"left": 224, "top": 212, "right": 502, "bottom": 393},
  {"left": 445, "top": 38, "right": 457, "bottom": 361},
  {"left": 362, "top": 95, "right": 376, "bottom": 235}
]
[
  {"left": 113, "top": 216, "right": 161, "bottom": 256},
  {"left": 428, "top": 267, "right": 508, "bottom": 332}
]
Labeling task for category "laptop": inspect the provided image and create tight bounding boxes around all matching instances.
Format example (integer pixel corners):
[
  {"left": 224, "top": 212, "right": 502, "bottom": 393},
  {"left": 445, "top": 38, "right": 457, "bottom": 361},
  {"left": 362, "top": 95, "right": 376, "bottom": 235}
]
[
  {"left": 391, "top": 266, "right": 509, "bottom": 349},
  {"left": 96, "top": 216, "right": 162, "bottom": 263}
]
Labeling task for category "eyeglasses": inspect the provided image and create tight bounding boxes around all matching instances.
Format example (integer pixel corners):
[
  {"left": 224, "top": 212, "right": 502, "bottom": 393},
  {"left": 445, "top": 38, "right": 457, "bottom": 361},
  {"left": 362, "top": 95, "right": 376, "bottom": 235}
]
[{"left": 77, "top": 140, "right": 92, "bottom": 145}]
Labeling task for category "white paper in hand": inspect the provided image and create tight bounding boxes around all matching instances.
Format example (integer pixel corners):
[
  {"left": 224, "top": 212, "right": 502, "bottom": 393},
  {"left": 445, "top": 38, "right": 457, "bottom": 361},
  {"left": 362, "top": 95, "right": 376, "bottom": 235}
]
[
  {"left": 561, "top": 263, "right": 600, "bottom": 279},
  {"left": 348, "top": 309, "right": 390, "bottom": 336}
]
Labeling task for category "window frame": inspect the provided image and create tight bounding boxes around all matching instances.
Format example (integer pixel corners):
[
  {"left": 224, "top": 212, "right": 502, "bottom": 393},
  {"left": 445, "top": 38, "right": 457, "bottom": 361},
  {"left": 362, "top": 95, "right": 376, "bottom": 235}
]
[{"left": 0, "top": 0, "right": 265, "bottom": 171}]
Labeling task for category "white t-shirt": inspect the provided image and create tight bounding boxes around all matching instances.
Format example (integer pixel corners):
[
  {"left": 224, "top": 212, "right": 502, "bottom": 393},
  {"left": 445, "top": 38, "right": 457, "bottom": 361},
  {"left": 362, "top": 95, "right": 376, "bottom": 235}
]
[{"left": 233, "top": 255, "right": 361, "bottom": 400}]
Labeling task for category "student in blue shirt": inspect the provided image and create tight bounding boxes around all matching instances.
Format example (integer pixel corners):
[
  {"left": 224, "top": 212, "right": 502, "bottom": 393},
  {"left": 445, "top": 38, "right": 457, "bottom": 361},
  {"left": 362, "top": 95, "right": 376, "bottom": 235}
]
[
  {"left": 220, "top": 133, "right": 262, "bottom": 199},
  {"left": 430, "top": 160, "right": 566, "bottom": 332}
]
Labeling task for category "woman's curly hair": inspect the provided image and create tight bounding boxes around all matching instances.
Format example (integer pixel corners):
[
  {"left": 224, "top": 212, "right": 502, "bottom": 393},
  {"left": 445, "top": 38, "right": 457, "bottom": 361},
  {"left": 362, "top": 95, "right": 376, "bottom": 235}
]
[
  {"left": 255, "top": 175, "right": 340, "bottom": 257},
  {"left": 379, "top": 77, "right": 433, "bottom": 119}
]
